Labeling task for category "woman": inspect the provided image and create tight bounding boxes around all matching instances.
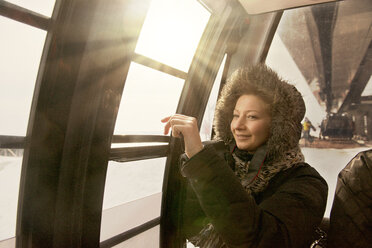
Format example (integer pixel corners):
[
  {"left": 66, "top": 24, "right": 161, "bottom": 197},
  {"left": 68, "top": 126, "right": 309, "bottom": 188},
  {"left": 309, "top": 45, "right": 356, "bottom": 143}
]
[{"left": 162, "top": 64, "right": 328, "bottom": 248}]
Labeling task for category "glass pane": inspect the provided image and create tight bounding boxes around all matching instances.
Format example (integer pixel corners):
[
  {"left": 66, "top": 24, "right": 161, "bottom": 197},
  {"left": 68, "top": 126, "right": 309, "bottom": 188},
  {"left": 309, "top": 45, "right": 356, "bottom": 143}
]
[
  {"left": 101, "top": 157, "right": 165, "bottom": 242},
  {"left": 102, "top": 158, "right": 166, "bottom": 210},
  {"left": 114, "top": 62, "right": 184, "bottom": 135},
  {"left": 0, "top": 17, "right": 46, "bottom": 136},
  {"left": 135, "top": 0, "right": 210, "bottom": 72},
  {"left": 0, "top": 16, "right": 46, "bottom": 242},
  {"left": 361, "top": 76, "right": 372, "bottom": 96},
  {"left": 6, "top": 0, "right": 56, "bottom": 17},
  {"left": 266, "top": 0, "right": 372, "bottom": 217},
  {"left": 100, "top": 194, "right": 161, "bottom": 242},
  {"left": 200, "top": 55, "right": 227, "bottom": 141},
  {"left": 266, "top": 31, "right": 327, "bottom": 129},
  {"left": 0, "top": 151, "right": 23, "bottom": 241}
]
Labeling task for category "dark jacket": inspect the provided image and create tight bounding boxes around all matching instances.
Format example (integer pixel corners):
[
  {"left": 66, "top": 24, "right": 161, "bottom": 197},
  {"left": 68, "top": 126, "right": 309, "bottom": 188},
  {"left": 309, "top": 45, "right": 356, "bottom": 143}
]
[
  {"left": 180, "top": 66, "right": 328, "bottom": 247},
  {"left": 327, "top": 148, "right": 372, "bottom": 248},
  {"left": 181, "top": 142, "right": 328, "bottom": 248}
]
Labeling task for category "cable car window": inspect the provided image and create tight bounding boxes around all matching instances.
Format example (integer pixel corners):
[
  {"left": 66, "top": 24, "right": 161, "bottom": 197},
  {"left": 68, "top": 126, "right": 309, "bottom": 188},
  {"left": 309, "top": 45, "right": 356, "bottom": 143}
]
[
  {"left": 103, "top": 158, "right": 165, "bottom": 210},
  {"left": 0, "top": 16, "right": 46, "bottom": 242},
  {"left": 101, "top": 158, "right": 165, "bottom": 241},
  {"left": 135, "top": 0, "right": 210, "bottom": 72},
  {"left": 114, "top": 62, "right": 184, "bottom": 136},
  {"left": 5, "top": 0, "right": 56, "bottom": 17},
  {"left": 266, "top": 0, "right": 372, "bottom": 217},
  {"left": 200, "top": 54, "right": 227, "bottom": 141},
  {"left": 0, "top": 17, "right": 46, "bottom": 136}
]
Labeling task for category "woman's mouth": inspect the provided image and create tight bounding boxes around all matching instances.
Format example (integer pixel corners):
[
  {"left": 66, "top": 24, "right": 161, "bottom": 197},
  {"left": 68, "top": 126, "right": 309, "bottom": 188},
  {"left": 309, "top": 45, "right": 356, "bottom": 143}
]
[{"left": 235, "top": 134, "right": 251, "bottom": 139}]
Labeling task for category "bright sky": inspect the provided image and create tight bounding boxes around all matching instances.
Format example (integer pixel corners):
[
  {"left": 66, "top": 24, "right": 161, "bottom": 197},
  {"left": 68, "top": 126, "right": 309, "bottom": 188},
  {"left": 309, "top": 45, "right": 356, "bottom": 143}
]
[{"left": 135, "top": 0, "right": 210, "bottom": 72}]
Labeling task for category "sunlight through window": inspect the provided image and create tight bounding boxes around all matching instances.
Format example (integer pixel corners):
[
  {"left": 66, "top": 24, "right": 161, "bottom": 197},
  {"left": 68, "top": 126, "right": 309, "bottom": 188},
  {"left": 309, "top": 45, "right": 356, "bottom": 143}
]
[
  {"left": 135, "top": 0, "right": 210, "bottom": 72},
  {"left": 114, "top": 62, "right": 184, "bottom": 135}
]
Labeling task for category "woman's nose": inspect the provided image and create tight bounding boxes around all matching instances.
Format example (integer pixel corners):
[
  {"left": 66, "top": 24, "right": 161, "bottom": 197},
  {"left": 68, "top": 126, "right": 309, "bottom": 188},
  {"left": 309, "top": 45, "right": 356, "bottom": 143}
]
[{"left": 233, "top": 117, "right": 245, "bottom": 129}]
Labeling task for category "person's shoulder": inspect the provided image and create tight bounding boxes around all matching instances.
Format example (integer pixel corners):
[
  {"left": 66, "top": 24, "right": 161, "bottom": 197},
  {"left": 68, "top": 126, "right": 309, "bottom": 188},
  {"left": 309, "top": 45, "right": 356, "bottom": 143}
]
[
  {"left": 202, "top": 140, "right": 229, "bottom": 154},
  {"left": 275, "top": 162, "right": 327, "bottom": 187},
  {"left": 288, "top": 163, "right": 324, "bottom": 179}
]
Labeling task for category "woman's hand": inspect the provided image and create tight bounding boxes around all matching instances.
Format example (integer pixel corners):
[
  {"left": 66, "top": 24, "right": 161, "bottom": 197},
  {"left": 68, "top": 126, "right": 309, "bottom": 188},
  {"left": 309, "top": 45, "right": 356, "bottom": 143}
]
[{"left": 161, "top": 114, "right": 204, "bottom": 158}]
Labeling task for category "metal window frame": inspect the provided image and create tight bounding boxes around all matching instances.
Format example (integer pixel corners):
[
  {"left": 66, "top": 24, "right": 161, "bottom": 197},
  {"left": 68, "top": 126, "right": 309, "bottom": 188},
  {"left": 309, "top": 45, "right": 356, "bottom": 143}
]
[
  {"left": 100, "top": 217, "right": 160, "bottom": 248},
  {"left": 132, "top": 53, "right": 188, "bottom": 80},
  {"left": 0, "top": 0, "right": 50, "bottom": 30}
]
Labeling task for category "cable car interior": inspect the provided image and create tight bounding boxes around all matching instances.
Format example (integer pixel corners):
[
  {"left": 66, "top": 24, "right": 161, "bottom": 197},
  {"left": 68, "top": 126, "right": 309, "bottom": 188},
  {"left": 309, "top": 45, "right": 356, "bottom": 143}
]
[{"left": 0, "top": 0, "right": 371, "bottom": 247}]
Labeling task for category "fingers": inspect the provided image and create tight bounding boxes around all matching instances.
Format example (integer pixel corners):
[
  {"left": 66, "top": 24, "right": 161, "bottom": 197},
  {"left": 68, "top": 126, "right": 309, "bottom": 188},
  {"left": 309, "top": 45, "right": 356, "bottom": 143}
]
[
  {"left": 161, "top": 114, "right": 196, "bottom": 136},
  {"left": 161, "top": 114, "right": 203, "bottom": 158},
  {"left": 161, "top": 116, "right": 172, "bottom": 135},
  {"left": 161, "top": 115, "right": 186, "bottom": 135}
]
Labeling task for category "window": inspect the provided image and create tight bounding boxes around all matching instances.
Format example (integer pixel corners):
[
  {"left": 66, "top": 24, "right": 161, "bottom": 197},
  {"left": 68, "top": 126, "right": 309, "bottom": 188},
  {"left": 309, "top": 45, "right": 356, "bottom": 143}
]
[
  {"left": 0, "top": 0, "right": 54, "bottom": 242},
  {"left": 114, "top": 63, "right": 184, "bottom": 136},
  {"left": 0, "top": 18, "right": 47, "bottom": 243},
  {"left": 200, "top": 55, "right": 227, "bottom": 141},
  {"left": 100, "top": 0, "right": 211, "bottom": 245},
  {"left": 361, "top": 76, "right": 372, "bottom": 96},
  {"left": 266, "top": 0, "right": 371, "bottom": 217},
  {"left": 135, "top": 0, "right": 210, "bottom": 72}
]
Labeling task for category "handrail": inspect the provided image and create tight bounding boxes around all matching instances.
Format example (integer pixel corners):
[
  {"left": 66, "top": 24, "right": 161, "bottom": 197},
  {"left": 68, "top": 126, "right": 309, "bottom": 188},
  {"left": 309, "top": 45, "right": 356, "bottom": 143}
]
[
  {"left": 0, "top": 135, "right": 170, "bottom": 149},
  {"left": 0, "top": 135, "right": 25, "bottom": 149},
  {"left": 110, "top": 145, "right": 169, "bottom": 162},
  {"left": 100, "top": 217, "right": 160, "bottom": 248},
  {"left": 112, "top": 135, "right": 170, "bottom": 143}
]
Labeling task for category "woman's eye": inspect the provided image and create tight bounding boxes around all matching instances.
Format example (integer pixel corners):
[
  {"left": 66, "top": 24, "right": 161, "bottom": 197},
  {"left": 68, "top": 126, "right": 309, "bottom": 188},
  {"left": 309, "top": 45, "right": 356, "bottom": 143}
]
[
  {"left": 247, "top": 115, "right": 257, "bottom": 119},
  {"left": 232, "top": 114, "right": 239, "bottom": 118}
]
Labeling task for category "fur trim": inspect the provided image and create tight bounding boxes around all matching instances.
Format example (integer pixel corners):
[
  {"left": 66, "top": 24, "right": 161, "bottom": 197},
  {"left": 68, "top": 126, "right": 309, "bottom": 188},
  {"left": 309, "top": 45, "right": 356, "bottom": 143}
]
[{"left": 213, "top": 64, "right": 306, "bottom": 164}]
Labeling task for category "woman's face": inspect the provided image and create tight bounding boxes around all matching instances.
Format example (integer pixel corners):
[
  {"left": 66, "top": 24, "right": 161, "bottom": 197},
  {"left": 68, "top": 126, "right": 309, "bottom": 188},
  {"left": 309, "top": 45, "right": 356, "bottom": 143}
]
[{"left": 230, "top": 94, "right": 271, "bottom": 153}]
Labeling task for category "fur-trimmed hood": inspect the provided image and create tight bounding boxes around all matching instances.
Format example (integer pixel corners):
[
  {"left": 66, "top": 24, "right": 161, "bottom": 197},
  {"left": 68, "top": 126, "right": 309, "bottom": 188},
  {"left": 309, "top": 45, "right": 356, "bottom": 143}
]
[{"left": 213, "top": 64, "right": 306, "bottom": 163}]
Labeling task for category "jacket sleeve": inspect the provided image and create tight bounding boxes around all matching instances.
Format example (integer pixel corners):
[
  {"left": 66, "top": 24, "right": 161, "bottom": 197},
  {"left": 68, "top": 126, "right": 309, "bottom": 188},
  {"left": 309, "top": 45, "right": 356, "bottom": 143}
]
[{"left": 181, "top": 144, "right": 328, "bottom": 248}]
